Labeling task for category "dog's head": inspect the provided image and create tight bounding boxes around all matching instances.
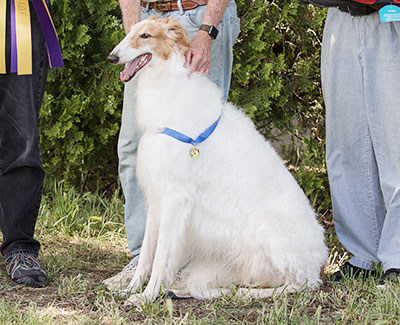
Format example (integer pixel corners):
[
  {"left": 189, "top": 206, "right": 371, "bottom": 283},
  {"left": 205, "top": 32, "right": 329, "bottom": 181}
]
[{"left": 108, "top": 16, "right": 190, "bottom": 82}]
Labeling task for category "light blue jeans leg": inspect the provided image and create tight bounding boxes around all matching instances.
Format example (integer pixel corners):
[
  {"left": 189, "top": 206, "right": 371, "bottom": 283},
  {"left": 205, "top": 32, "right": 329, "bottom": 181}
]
[
  {"left": 322, "top": 9, "right": 400, "bottom": 271},
  {"left": 118, "top": 77, "right": 145, "bottom": 259},
  {"left": 118, "top": 2, "right": 240, "bottom": 257},
  {"left": 363, "top": 17, "right": 400, "bottom": 272}
]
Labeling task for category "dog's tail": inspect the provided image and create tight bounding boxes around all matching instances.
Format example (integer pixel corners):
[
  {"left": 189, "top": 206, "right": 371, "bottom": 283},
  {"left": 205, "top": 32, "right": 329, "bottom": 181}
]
[
  {"left": 169, "top": 284, "right": 298, "bottom": 300},
  {"left": 234, "top": 285, "right": 299, "bottom": 299}
]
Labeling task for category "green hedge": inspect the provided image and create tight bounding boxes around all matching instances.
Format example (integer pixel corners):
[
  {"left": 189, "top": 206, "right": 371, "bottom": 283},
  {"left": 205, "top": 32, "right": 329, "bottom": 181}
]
[
  {"left": 41, "top": 0, "right": 124, "bottom": 192},
  {"left": 42, "top": 0, "right": 330, "bottom": 213},
  {"left": 233, "top": 0, "right": 329, "bottom": 213}
]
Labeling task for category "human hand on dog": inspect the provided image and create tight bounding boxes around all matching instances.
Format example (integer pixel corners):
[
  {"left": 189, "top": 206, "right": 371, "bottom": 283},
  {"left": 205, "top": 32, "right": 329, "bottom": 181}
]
[{"left": 185, "top": 32, "right": 212, "bottom": 75}]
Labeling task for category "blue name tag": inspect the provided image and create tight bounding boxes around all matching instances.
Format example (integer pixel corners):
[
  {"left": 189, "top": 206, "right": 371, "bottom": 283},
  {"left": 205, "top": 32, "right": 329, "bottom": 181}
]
[{"left": 379, "top": 5, "right": 400, "bottom": 22}]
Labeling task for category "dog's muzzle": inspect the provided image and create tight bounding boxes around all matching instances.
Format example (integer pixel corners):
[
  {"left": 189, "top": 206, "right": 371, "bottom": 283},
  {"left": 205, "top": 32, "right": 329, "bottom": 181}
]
[{"left": 108, "top": 55, "right": 119, "bottom": 64}]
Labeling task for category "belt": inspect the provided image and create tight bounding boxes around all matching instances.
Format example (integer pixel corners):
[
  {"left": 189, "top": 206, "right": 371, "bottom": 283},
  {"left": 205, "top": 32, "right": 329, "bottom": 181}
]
[
  {"left": 141, "top": 0, "right": 208, "bottom": 12},
  {"left": 338, "top": 5, "right": 379, "bottom": 16}
]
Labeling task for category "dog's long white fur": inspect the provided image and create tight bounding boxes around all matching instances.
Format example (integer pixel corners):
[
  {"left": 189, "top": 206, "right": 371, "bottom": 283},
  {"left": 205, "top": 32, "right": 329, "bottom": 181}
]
[{"left": 110, "top": 17, "right": 328, "bottom": 304}]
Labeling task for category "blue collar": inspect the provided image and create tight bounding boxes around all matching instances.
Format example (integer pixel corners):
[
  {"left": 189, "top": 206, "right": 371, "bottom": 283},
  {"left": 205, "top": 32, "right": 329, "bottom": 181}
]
[{"left": 160, "top": 114, "right": 221, "bottom": 147}]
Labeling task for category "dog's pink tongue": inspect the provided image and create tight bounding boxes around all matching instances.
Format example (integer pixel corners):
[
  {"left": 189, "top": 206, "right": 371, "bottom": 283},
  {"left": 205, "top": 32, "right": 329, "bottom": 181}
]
[{"left": 120, "top": 59, "right": 139, "bottom": 82}]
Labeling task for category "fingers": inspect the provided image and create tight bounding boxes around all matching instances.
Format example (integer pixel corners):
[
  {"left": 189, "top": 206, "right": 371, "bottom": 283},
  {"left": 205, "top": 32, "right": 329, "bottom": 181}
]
[
  {"left": 185, "top": 50, "right": 211, "bottom": 74},
  {"left": 184, "top": 33, "right": 212, "bottom": 75},
  {"left": 184, "top": 49, "right": 193, "bottom": 69},
  {"left": 186, "top": 51, "right": 210, "bottom": 74}
]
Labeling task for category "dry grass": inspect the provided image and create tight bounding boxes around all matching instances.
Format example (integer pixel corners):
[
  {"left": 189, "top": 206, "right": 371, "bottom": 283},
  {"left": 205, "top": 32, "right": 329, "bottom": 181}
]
[{"left": 1, "top": 186, "right": 399, "bottom": 324}]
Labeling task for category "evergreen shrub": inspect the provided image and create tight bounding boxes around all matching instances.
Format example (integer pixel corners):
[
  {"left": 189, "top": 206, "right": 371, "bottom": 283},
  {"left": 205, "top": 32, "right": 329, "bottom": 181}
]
[
  {"left": 41, "top": 0, "right": 124, "bottom": 191},
  {"left": 233, "top": 0, "right": 329, "bottom": 214}
]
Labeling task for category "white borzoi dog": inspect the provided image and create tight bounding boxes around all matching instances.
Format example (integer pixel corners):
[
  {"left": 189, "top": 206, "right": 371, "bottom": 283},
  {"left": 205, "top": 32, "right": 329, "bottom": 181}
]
[{"left": 109, "top": 16, "right": 328, "bottom": 305}]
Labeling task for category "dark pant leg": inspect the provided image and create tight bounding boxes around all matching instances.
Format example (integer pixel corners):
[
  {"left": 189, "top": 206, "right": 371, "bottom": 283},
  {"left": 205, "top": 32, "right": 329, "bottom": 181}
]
[{"left": 0, "top": 1, "right": 49, "bottom": 257}]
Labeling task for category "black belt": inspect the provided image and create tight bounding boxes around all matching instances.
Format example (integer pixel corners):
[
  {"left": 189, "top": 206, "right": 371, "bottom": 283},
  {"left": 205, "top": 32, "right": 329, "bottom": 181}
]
[{"left": 338, "top": 6, "right": 378, "bottom": 16}]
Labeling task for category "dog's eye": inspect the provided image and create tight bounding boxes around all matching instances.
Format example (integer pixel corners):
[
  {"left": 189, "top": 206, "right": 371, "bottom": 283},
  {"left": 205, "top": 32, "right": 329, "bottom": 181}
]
[{"left": 140, "top": 33, "right": 151, "bottom": 39}]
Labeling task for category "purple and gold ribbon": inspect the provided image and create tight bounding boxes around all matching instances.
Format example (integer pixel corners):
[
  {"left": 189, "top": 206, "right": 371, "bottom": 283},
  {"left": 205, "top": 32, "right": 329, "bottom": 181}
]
[
  {"left": 1, "top": 0, "right": 63, "bottom": 75},
  {"left": 12, "top": 0, "right": 32, "bottom": 74},
  {"left": 0, "top": 0, "right": 6, "bottom": 73},
  {"left": 31, "top": 0, "right": 63, "bottom": 69}
]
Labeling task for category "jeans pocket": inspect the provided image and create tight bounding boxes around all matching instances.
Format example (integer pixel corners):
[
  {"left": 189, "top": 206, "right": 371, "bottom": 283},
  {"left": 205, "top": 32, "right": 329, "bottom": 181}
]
[{"left": 184, "top": 5, "right": 207, "bottom": 28}]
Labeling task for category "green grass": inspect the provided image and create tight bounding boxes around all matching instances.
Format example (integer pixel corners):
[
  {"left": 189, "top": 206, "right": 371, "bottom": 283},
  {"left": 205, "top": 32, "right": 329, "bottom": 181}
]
[{"left": 1, "top": 184, "right": 399, "bottom": 324}]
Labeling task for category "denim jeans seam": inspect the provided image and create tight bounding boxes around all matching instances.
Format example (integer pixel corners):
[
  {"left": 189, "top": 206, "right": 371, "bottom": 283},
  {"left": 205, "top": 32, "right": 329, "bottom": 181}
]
[
  {"left": 363, "top": 113, "right": 381, "bottom": 253},
  {"left": 35, "top": 43, "right": 47, "bottom": 114},
  {"left": 32, "top": 29, "right": 48, "bottom": 232},
  {"left": 359, "top": 41, "right": 382, "bottom": 252},
  {"left": 355, "top": 15, "right": 363, "bottom": 60},
  {"left": 369, "top": 128, "right": 386, "bottom": 208}
]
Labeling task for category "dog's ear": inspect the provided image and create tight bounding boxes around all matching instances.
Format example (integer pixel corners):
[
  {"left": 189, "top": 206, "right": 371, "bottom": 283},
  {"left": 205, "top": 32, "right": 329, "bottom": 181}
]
[{"left": 165, "top": 17, "right": 190, "bottom": 53}]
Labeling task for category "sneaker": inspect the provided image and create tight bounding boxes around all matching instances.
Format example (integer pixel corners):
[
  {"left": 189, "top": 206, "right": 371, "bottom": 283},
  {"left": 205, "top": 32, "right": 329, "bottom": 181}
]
[
  {"left": 330, "top": 261, "right": 376, "bottom": 282},
  {"left": 102, "top": 258, "right": 137, "bottom": 291},
  {"left": 377, "top": 268, "right": 400, "bottom": 288},
  {"left": 5, "top": 251, "right": 48, "bottom": 288}
]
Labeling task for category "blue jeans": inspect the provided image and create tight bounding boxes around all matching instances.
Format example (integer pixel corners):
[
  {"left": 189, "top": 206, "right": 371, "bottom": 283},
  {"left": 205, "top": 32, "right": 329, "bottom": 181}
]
[
  {"left": 322, "top": 8, "right": 400, "bottom": 271},
  {"left": 118, "top": 1, "right": 240, "bottom": 258},
  {"left": 0, "top": 1, "right": 49, "bottom": 258}
]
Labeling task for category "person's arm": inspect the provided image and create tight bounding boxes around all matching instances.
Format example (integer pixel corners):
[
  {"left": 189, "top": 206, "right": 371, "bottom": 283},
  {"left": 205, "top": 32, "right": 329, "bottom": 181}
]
[
  {"left": 119, "top": 0, "right": 141, "bottom": 34},
  {"left": 185, "top": 0, "right": 230, "bottom": 74}
]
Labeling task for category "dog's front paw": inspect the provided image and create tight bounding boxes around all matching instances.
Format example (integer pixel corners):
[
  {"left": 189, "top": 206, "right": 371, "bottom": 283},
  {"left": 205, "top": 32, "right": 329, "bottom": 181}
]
[
  {"left": 124, "top": 276, "right": 142, "bottom": 294},
  {"left": 124, "top": 293, "right": 148, "bottom": 309},
  {"left": 117, "top": 287, "right": 133, "bottom": 296}
]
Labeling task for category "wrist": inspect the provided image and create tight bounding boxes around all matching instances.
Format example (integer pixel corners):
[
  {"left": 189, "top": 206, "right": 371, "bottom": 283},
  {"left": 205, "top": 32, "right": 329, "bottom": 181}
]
[{"left": 199, "top": 24, "right": 219, "bottom": 40}]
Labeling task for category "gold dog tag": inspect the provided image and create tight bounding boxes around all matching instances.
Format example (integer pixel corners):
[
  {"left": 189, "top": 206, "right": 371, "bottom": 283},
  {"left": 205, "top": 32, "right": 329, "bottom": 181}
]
[{"left": 190, "top": 147, "right": 200, "bottom": 159}]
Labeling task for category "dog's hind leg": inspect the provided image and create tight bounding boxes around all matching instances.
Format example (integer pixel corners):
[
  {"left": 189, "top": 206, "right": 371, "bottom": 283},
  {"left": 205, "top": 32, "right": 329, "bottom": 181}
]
[{"left": 126, "top": 193, "right": 194, "bottom": 304}]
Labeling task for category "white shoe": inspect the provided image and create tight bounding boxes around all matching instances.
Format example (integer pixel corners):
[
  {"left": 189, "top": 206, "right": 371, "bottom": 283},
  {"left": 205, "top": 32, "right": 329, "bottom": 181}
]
[{"left": 102, "top": 259, "right": 137, "bottom": 291}]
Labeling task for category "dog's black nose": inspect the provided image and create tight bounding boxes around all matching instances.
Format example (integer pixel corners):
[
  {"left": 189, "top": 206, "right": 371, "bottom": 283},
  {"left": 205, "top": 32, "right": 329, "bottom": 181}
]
[{"left": 108, "top": 54, "right": 119, "bottom": 64}]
